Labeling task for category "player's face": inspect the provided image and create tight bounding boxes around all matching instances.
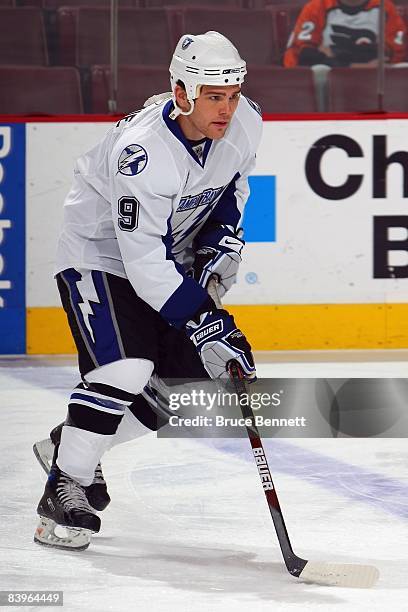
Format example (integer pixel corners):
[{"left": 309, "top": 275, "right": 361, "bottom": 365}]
[{"left": 178, "top": 84, "right": 241, "bottom": 140}]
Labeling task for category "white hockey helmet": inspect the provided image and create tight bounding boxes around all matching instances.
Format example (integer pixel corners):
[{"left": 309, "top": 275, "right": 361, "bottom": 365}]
[{"left": 169, "top": 31, "right": 247, "bottom": 119}]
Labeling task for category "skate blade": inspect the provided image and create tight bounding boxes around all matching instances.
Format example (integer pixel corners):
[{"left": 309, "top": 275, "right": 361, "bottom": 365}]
[
  {"left": 33, "top": 439, "right": 54, "bottom": 475},
  {"left": 34, "top": 516, "right": 92, "bottom": 551}
]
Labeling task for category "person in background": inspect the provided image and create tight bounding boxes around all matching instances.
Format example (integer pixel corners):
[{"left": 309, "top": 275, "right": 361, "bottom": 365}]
[{"left": 283, "top": 0, "right": 406, "bottom": 67}]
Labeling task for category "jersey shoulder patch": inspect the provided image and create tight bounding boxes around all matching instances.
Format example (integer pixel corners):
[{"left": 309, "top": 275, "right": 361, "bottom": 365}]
[
  {"left": 117, "top": 144, "right": 148, "bottom": 176},
  {"left": 245, "top": 96, "right": 262, "bottom": 117}
]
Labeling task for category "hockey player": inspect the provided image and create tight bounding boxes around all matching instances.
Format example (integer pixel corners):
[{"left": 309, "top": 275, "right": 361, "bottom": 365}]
[{"left": 34, "top": 31, "right": 263, "bottom": 550}]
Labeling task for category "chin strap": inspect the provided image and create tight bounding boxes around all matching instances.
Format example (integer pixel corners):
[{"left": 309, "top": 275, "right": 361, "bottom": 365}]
[{"left": 169, "top": 95, "right": 195, "bottom": 120}]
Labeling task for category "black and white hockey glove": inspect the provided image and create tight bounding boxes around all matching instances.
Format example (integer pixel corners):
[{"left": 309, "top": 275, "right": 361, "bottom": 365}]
[
  {"left": 192, "top": 224, "right": 244, "bottom": 298},
  {"left": 185, "top": 309, "right": 256, "bottom": 381}
]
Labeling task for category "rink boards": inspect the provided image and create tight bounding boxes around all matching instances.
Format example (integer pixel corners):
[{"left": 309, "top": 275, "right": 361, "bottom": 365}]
[{"left": 0, "top": 114, "right": 408, "bottom": 354}]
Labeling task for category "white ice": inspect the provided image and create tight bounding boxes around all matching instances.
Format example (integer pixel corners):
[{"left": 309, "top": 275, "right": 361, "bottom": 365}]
[{"left": 0, "top": 353, "right": 407, "bottom": 612}]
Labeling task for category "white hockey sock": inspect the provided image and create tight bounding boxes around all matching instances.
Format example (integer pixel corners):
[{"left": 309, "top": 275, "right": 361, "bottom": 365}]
[{"left": 57, "top": 425, "right": 113, "bottom": 486}]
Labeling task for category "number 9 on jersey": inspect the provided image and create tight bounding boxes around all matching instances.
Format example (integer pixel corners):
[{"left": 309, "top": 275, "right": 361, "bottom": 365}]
[{"left": 118, "top": 196, "right": 139, "bottom": 232}]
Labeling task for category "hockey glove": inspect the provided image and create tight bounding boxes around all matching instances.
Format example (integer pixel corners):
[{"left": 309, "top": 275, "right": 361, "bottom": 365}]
[
  {"left": 192, "top": 224, "right": 244, "bottom": 298},
  {"left": 185, "top": 309, "right": 256, "bottom": 381}
]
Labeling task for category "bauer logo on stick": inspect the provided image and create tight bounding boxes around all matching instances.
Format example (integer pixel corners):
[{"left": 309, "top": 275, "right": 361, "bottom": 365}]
[{"left": 117, "top": 144, "right": 148, "bottom": 176}]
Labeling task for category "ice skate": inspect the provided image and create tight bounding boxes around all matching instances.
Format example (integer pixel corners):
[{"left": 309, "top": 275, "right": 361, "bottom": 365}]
[
  {"left": 33, "top": 422, "right": 111, "bottom": 511},
  {"left": 34, "top": 464, "right": 100, "bottom": 551}
]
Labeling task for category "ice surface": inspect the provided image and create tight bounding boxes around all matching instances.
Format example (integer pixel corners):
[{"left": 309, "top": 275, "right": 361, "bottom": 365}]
[{"left": 0, "top": 355, "right": 407, "bottom": 611}]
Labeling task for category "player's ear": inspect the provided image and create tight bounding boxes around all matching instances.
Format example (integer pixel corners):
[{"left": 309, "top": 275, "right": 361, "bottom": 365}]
[{"left": 174, "top": 84, "right": 191, "bottom": 112}]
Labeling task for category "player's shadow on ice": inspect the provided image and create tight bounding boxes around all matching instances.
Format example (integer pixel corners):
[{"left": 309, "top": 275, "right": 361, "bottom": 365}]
[{"left": 86, "top": 538, "right": 348, "bottom": 604}]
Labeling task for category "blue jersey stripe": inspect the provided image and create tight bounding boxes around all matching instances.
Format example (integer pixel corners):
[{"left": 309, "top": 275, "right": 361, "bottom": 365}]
[
  {"left": 160, "top": 276, "right": 209, "bottom": 328},
  {"left": 70, "top": 392, "right": 125, "bottom": 411}
]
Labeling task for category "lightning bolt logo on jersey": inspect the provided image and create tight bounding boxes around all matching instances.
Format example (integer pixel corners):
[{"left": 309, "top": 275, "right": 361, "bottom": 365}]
[{"left": 117, "top": 144, "right": 148, "bottom": 176}]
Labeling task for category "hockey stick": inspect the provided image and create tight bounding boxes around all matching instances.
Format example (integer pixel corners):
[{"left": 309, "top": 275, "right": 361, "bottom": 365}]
[{"left": 207, "top": 278, "right": 379, "bottom": 588}]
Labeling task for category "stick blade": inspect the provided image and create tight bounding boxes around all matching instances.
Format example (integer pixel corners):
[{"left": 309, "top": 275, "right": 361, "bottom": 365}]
[{"left": 298, "top": 561, "right": 379, "bottom": 588}]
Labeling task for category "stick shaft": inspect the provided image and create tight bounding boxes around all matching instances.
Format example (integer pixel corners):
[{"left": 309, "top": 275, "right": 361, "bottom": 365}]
[
  {"left": 229, "top": 362, "right": 307, "bottom": 575},
  {"left": 207, "top": 278, "right": 307, "bottom": 575}
]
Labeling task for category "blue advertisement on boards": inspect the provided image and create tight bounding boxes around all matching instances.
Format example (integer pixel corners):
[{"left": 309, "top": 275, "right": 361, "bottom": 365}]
[
  {"left": 243, "top": 175, "right": 276, "bottom": 242},
  {"left": 0, "top": 125, "right": 26, "bottom": 354}
]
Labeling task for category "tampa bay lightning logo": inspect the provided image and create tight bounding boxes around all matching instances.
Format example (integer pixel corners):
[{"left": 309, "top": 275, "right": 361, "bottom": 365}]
[
  {"left": 181, "top": 37, "right": 194, "bottom": 50},
  {"left": 117, "top": 144, "right": 148, "bottom": 176}
]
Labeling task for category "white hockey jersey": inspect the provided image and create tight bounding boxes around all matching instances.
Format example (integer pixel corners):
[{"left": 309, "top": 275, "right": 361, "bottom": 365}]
[{"left": 56, "top": 95, "right": 262, "bottom": 327}]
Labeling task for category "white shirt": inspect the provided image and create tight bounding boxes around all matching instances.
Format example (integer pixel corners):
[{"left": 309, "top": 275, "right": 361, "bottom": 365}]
[{"left": 56, "top": 95, "right": 262, "bottom": 327}]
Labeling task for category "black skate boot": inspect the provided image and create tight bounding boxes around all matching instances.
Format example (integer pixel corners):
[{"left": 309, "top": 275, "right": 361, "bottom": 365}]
[
  {"left": 35, "top": 464, "right": 100, "bottom": 550},
  {"left": 33, "top": 422, "right": 111, "bottom": 512},
  {"left": 85, "top": 463, "right": 110, "bottom": 512}
]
